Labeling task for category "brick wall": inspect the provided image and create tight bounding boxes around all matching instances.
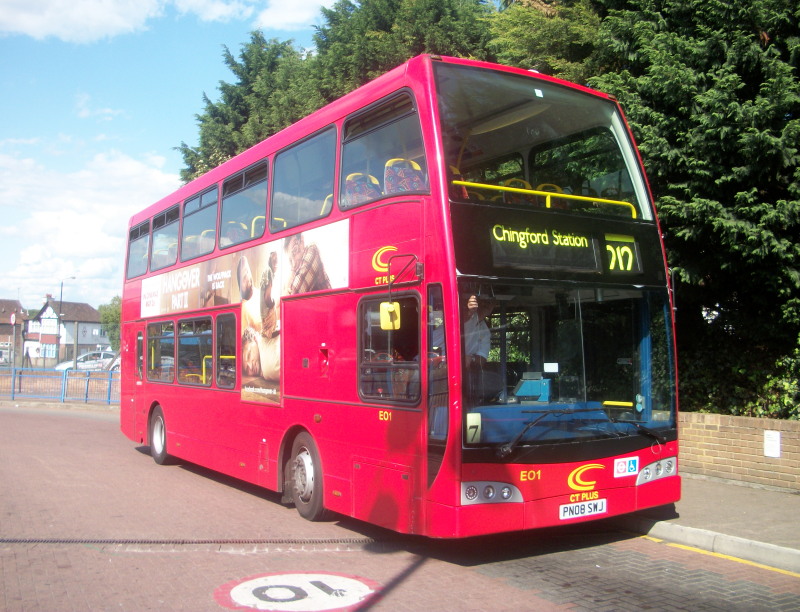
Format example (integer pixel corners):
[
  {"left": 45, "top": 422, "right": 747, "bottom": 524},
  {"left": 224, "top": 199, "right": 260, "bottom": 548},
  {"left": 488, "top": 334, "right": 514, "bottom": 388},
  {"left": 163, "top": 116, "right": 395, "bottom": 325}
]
[{"left": 679, "top": 412, "right": 800, "bottom": 492}]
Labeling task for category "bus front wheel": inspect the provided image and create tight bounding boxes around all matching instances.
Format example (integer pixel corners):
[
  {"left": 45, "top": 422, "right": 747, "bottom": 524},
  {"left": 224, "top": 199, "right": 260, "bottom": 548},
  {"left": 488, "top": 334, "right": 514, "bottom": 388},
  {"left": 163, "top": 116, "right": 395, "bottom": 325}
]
[
  {"left": 149, "top": 406, "right": 170, "bottom": 465},
  {"left": 290, "top": 432, "right": 327, "bottom": 521}
]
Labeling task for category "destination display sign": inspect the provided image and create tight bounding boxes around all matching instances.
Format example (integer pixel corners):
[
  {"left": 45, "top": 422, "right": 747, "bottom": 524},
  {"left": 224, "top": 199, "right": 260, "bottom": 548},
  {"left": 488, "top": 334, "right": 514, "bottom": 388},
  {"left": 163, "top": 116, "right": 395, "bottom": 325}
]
[
  {"left": 450, "top": 203, "right": 660, "bottom": 282},
  {"left": 489, "top": 223, "right": 642, "bottom": 275},
  {"left": 490, "top": 224, "right": 601, "bottom": 272},
  {"left": 603, "top": 233, "right": 642, "bottom": 274}
]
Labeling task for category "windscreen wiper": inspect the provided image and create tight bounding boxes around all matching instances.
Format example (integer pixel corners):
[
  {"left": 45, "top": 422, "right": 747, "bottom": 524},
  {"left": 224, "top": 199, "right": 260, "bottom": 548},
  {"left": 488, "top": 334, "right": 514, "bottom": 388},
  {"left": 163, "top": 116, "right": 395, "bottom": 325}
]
[
  {"left": 610, "top": 418, "right": 666, "bottom": 444},
  {"left": 496, "top": 407, "right": 603, "bottom": 459}
]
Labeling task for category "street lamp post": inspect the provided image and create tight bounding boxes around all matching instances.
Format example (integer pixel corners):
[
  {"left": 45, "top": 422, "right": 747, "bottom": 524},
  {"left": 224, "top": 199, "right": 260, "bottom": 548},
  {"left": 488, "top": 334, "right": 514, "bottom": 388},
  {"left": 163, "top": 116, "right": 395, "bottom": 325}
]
[{"left": 56, "top": 276, "right": 75, "bottom": 365}]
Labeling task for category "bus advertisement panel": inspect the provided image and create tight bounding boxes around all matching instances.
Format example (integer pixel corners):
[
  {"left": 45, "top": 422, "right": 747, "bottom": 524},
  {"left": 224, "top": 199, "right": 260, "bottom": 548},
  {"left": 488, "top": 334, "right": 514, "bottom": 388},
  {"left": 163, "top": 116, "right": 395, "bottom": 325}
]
[{"left": 139, "top": 221, "right": 348, "bottom": 403}]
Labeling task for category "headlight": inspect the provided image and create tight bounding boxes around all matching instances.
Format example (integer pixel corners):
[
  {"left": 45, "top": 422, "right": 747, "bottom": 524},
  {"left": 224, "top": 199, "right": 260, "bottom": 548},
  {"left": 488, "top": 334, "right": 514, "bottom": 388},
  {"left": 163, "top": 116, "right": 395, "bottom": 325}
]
[
  {"left": 636, "top": 457, "right": 678, "bottom": 485},
  {"left": 461, "top": 481, "right": 522, "bottom": 505}
]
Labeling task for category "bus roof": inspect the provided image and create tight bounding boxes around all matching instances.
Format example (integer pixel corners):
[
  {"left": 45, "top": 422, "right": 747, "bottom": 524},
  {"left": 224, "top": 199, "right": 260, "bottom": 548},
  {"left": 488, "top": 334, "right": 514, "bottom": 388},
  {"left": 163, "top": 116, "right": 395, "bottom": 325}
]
[{"left": 130, "top": 54, "right": 613, "bottom": 228}]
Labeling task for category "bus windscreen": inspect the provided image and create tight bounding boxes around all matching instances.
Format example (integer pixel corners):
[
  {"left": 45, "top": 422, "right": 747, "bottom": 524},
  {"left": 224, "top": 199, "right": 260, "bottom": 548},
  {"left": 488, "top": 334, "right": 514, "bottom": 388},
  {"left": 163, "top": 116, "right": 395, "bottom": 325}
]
[{"left": 435, "top": 62, "right": 652, "bottom": 222}]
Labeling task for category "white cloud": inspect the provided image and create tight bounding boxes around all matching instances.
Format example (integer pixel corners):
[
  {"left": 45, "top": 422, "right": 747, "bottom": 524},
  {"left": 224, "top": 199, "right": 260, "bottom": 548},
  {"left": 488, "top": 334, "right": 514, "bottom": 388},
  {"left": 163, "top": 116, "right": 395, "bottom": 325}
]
[
  {"left": 0, "top": 0, "right": 334, "bottom": 43},
  {"left": 0, "top": 0, "right": 166, "bottom": 43},
  {"left": 0, "top": 137, "right": 41, "bottom": 148},
  {"left": 0, "top": 149, "right": 181, "bottom": 308},
  {"left": 76, "top": 93, "right": 126, "bottom": 122},
  {"left": 253, "top": 0, "right": 335, "bottom": 31},
  {"left": 172, "top": 0, "right": 253, "bottom": 22}
]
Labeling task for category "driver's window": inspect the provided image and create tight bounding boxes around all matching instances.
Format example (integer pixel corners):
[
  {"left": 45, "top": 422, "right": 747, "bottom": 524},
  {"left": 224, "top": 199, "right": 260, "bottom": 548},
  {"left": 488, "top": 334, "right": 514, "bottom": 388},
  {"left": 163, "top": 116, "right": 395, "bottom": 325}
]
[{"left": 358, "top": 296, "right": 420, "bottom": 402}]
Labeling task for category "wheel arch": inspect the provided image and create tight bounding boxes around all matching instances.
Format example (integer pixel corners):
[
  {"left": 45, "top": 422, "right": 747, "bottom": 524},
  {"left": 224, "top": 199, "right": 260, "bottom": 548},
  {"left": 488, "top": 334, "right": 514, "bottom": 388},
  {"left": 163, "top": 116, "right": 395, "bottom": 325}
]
[
  {"left": 146, "top": 401, "right": 163, "bottom": 445},
  {"left": 278, "top": 425, "right": 313, "bottom": 495}
]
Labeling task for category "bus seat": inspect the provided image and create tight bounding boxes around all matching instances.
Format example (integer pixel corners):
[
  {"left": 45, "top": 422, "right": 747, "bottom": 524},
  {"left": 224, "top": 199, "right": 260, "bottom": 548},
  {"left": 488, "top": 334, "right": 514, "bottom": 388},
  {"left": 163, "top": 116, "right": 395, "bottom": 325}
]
[
  {"left": 199, "top": 228, "right": 216, "bottom": 251},
  {"left": 536, "top": 183, "right": 564, "bottom": 208},
  {"left": 384, "top": 158, "right": 425, "bottom": 194},
  {"left": 343, "top": 173, "right": 382, "bottom": 207},
  {"left": 222, "top": 221, "right": 248, "bottom": 246},
  {"left": 503, "top": 178, "right": 536, "bottom": 205},
  {"left": 151, "top": 250, "right": 166, "bottom": 266},
  {"left": 181, "top": 236, "right": 197, "bottom": 259},
  {"left": 251, "top": 216, "right": 265, "bottom": 237},
  {"left": 449, "top": 165, "right": 468, "bottom": 199},
  {"left": 320, "top": 194, "right": 333, "bottom": 216}
]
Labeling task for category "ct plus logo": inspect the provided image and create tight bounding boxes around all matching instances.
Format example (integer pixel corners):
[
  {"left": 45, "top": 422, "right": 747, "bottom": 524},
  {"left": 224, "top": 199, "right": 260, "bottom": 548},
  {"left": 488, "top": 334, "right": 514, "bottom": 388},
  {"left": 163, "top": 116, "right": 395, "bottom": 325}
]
[
  {"left": 371, "top": 245, "right": 397, "bottom": 272},
  {"left": 567, "top": 463, "right": 603, "bottom": 502},
  {"left": 371, "top": 245, "right": 397, "bottom": 285}
]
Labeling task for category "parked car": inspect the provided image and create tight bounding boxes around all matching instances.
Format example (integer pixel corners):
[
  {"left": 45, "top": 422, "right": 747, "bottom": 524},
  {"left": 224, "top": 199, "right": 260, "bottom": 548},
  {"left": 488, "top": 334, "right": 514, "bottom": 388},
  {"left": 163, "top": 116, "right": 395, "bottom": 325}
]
[{"left": 55, "top": 351, "right": 116, "bottom": 371}]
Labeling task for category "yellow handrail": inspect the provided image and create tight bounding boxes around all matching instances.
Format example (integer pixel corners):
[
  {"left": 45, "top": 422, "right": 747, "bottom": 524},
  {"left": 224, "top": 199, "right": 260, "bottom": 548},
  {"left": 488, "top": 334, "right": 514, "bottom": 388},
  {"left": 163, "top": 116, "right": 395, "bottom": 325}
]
[{"left": 452, "top": 180, "right": 637, "bottom": 219}]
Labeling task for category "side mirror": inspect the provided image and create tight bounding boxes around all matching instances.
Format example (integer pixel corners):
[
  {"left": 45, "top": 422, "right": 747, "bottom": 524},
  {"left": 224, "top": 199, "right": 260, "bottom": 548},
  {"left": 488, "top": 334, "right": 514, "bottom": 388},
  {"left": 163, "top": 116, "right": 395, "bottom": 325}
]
[{"left": 380, "top": 301, "right": 401, "bottom": 330}]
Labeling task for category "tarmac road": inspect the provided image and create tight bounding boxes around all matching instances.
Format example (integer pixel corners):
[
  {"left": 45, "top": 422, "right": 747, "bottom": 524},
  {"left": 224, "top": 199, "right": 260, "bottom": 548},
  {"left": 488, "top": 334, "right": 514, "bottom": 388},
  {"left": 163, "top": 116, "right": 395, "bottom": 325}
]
[{"left": 1, "top": 402, "right": 798, "bottom": 611}]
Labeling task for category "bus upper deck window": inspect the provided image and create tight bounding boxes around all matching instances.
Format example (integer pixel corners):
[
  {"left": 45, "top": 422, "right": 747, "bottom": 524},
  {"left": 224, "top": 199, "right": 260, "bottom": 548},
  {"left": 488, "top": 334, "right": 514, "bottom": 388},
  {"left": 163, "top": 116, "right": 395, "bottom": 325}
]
[
  {"left": 126, "top": 221, "right": 150, "bottom": 279},
  {"left": 271, "top": 128, "right": 337, "bottom": 231},
  {"left": 150, "top": 206, "right": 180, "bottom": 271},
  {"left": 182, "top": 187, "right": 218, "bottom": 261},
  {"left": 340, "top": 93, "right": 428, "bottom": 210},
  {"left": 221, "top": 161, "right": 268, "bottom": 249}
]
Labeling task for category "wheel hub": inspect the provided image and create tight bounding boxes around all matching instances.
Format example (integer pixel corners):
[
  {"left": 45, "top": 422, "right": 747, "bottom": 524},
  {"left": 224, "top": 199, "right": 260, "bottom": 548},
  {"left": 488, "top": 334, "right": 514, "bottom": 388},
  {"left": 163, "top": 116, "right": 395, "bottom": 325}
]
[{"left": 294, "top": 448, "right": 315, "bottom": 503}]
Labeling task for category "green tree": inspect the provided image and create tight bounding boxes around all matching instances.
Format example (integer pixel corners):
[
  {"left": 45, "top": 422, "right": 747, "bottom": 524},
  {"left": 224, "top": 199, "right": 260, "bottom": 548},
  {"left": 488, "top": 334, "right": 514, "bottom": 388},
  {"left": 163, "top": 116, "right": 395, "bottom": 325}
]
[
  {"left": 313, "top": 0, "right": 494, "bottom": 100},
  {"left": 98, "top": 296, "right": 121, "bottom": 352},
  {"left": 180, "top": 1, "right": 494, "bottom": 180},
  {"left": 178, "top": 34, "right": 316, "bottom": 182},
  {"left": 489, "top": 0, "right": 602, "bottom": 83},
  {"left": 589, "top": 0, "right": 800, "bottom": 416}
]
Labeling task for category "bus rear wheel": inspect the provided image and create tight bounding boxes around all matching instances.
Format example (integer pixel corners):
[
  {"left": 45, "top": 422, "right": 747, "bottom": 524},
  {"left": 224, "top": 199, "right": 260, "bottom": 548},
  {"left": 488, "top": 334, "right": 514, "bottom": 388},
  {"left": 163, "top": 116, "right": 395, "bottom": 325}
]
[
  {"left": 149, "top": 406, "right": 170, "bottom": 465},
  {"left": 290, "top": 432, "right": 327, "bottom": 521}
]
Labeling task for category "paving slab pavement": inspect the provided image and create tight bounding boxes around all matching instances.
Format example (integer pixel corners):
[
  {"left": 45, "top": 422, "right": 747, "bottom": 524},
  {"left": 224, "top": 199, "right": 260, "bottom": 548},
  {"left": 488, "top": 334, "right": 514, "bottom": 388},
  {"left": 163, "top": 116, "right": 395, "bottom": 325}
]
[
  {"left": 613, "top": 473, "right": 800, "bottom": 573},
  {"left": 5, "top": 399, "right": 800, "bottom": 574}
]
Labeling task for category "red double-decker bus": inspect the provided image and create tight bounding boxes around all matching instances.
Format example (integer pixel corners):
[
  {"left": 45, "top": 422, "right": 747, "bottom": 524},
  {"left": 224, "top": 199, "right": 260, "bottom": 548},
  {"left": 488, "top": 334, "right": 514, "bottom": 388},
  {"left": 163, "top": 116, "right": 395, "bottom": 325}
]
[{"left": 120, "top": 54, "right": 679, "bottom": 538}]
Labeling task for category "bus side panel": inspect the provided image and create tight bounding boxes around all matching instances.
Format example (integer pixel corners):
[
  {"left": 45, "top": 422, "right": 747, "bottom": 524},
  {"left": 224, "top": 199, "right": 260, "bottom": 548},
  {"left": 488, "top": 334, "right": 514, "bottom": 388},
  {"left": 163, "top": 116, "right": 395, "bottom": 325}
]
[
  {"left": 636, "top": 473, "right": 681, "bottom": 510},
  {"left": 351, "top": 458, "right": 415, "bottom": 533},
  {"left": 282, "top": 290, "right": 426, "bottom": 534},
  {"left": 350, "top": 201, "right": 423, "bottom": 289},
  {"left": 119, "top": 322, "right": 137, "bottom": 441}
]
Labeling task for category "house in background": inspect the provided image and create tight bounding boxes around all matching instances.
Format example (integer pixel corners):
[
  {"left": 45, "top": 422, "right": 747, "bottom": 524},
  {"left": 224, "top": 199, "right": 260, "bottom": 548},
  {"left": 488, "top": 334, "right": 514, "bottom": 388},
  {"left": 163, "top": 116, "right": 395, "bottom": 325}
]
[
  {"left": 24, "top": 296, "right": 109, "bottom": 367},
  {"left": 0, "top": 299, "right": 27, "bottom": 366}
]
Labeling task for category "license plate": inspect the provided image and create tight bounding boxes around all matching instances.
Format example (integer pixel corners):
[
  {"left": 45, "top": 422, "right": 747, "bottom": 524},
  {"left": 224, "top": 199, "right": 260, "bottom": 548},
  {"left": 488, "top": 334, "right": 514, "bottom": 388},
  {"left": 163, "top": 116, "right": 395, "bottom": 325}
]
[{"left": 559, "top": 498, "right": 607, "bottom": 520}]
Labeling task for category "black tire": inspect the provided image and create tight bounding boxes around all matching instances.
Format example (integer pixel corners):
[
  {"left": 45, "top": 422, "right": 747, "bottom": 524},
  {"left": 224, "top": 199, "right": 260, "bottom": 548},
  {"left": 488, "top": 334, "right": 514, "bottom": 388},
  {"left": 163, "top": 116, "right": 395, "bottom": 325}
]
[
  {"left": 149, "top": 406, "right": 170, "bottom": 465},
  {"left": 289, "top": 432, "right": 328, "bottom": 521}
]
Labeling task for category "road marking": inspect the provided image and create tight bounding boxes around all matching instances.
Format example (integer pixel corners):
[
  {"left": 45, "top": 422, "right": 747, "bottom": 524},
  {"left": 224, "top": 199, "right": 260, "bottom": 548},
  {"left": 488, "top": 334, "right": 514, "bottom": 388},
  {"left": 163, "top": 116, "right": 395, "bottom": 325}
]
[
  {"left": 639, "top": 535, "right": 663, "bottom": 543},
  {"left": 665, "top": 543, "right": 800, "bottom": 578},
  {"left": 215, "top": 572, "right": 382, "bottom": 611}
]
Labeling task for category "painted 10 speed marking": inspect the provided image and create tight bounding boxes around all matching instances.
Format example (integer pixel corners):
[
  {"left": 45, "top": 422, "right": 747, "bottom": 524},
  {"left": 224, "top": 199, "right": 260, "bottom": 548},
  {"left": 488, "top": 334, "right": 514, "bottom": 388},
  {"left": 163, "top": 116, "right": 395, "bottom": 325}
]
[{"left": 215, "top": 572, "right": 381, "bottom": 611}]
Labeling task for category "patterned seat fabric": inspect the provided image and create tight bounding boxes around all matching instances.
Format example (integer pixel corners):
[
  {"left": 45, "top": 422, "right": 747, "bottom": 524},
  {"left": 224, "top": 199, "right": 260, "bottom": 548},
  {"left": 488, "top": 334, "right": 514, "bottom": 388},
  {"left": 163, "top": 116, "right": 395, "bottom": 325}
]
[
  {"left": 343, "top": 173, "right": 382, "bottom": 207},
  {"left": 384, "top": 158, "right": 425, "bottom": 194}
]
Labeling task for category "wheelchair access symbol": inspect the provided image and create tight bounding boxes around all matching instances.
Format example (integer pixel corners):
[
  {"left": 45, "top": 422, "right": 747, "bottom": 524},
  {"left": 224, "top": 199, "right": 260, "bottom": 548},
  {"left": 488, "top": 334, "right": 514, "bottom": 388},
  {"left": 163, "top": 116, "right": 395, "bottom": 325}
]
[
  {"left": 215, "top": 572, "right": 381, "bottom": 611},
  {"left": 614, "top": 456, "right": 639, "bottom": 478}
]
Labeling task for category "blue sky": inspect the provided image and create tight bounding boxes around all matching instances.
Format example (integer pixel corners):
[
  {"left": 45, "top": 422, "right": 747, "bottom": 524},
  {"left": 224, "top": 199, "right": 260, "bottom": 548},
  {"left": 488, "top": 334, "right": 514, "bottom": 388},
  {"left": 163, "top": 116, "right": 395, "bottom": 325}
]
[{"left": 0, "top": 0, "right": 333, "bottom": 311}]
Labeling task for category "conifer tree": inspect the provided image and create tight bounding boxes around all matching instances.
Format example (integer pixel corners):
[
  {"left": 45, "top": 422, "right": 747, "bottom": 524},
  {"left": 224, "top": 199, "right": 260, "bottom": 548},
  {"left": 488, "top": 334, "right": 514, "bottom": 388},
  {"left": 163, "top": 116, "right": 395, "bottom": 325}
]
[{"left": 589, "top": 0, "right": 800, "bottom": 414}]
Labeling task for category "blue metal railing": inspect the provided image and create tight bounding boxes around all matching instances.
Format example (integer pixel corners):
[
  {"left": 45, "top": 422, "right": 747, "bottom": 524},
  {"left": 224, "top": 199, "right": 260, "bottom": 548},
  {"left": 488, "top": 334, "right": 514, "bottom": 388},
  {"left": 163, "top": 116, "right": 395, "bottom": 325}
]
[{"left": 0, "top": 368, "right": 120, "bottom": 405}]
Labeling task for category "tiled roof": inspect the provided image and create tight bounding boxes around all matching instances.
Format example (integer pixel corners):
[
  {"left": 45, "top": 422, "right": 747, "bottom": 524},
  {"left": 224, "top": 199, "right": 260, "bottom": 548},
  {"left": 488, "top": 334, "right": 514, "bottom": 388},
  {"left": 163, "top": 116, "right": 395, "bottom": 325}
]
[
  {"left": 35, "top": 298, "right": 101, "bottom": 323},
  {"left": 0, "top": 300, "right": 26, "bottom": 325}
]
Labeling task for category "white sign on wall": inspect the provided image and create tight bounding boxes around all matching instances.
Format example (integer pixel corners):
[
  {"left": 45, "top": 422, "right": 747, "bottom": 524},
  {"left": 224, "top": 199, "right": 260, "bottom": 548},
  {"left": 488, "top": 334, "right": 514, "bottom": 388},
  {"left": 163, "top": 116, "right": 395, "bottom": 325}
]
[{"left": 764, "top": 430, "right": 781, "bottom": 458}]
